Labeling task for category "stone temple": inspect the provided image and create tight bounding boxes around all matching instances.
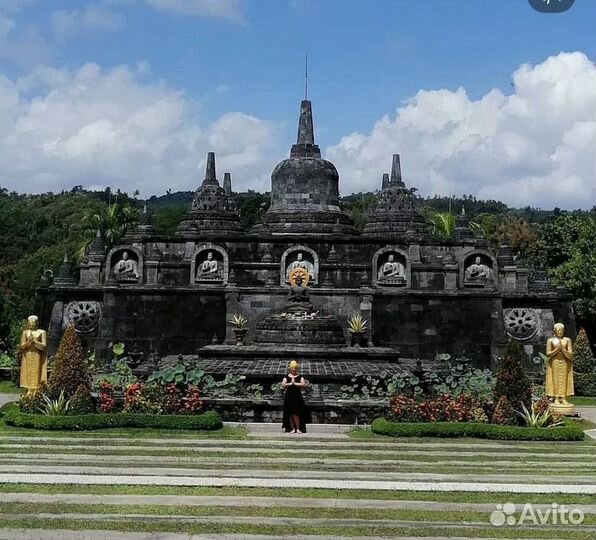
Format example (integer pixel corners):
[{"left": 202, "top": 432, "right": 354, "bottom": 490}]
[{"left": 37, "top": 97, "right": 574, "bottom": 419}]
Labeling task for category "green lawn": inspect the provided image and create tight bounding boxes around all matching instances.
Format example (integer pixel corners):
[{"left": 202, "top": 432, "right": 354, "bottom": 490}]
[
  {"left": 0, "top": 380, "right": 22, "bottom": 394},
  {"left": 3, "top": 483, "right": 596, "bottom": 505},
  {"left": 1, "top": 517, "right": 593, "bottom": 539},
  {"left": 571, "top": 396, "right": 596, "bottom": 406}
]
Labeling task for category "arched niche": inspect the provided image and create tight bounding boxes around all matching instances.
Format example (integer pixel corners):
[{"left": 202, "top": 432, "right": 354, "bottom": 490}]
[
  {"left": 106, "top": 246, "right": 143, "bottom": 284},
  {"left": 372, "top": 246, "right": 409, "bottom": 287},
  {"left": 461, "top": 251, "right": 497, "bottom": 288},
  {"left": 191, "top": 243, "right": 229, "bottom": 284},
  {"left": 280, "top": 245, "right": 319, "bottom": 286}
]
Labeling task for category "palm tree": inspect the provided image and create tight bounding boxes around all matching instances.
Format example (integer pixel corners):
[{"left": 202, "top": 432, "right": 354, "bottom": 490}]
[
  {"left": 428, "top": 212, "right": 455, "bottom": 238},
  {"left": 77, "top": 204, "right": 139, "bottom": 261}
]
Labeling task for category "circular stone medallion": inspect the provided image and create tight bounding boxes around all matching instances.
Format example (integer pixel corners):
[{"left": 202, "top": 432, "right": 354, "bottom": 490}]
[
  {"left": 65, "top": 301, "right": 102, "bottom": 333},
  {"left": 504, "top": 308, "right": 539, "bottom": 341}
]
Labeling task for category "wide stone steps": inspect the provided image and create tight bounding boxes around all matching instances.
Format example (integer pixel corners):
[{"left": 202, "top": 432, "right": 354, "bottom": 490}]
[{"left": 1, "top": 428, "right": 595, "bottom": 539}]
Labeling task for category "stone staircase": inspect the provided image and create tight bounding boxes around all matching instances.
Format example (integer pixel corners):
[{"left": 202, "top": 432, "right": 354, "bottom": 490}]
[{"left": 1, "top": 422, "right": 595, "bottom": 539}]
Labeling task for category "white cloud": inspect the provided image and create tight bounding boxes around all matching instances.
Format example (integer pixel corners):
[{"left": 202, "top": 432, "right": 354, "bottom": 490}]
[
  {"left": 0, "top": 62, "right": 279, "bottom": 196},
  {"left": 106, "top": 0, "right": 245, "bottom": 23},
  {"left": 0, "top": 0, "right": 40, "bottom": 14},
  {"left": 0, "top": 16, "right": 53, "bottom": 69},
  {"left": 143, "top": 0, "right": 244, "bottom": 23},
  {"left": 50, "top": 4, "right": 126, "bottom": 42},
  {"left": 326, "top": 52, "right": 596, "bottom": 209}
]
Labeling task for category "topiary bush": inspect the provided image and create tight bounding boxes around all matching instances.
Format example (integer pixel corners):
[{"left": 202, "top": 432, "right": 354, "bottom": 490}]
[
  {"left": 575, "top": 373, "right": 596, "bottom": 396},
  {"left": 573, "top": 328, "right": 595, "bottom": 374},
  {"left": 493, "top": 340, "right": 532, "bottom": 415},
  {"left": 48, "top": 326, "right": 91, "bottom": 399},
  {"left": 3, "top": 410, "right": 223, "bottom": 431},
  {"left": 371, "top": 417, "right": 584, "bottom": 441}
]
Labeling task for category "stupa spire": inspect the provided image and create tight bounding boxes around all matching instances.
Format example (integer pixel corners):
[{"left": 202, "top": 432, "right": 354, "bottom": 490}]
[
  {"left": 390, "top": 154, "right": 404, "bottom": 186},
  {"left": 223, "top": 172, "right": 232, "bottom": 196},
  {"left": 290, "top": 100, "right": 321, "bottom": 158},
  {"left": 381, "top": 173, "right": 390, "bottom": 190},
  {"left": 202, "top": 152, "right": 219, "bottom": 186},
  {"left": 296, "top": 100, "right": 315, "bottom": 146}
]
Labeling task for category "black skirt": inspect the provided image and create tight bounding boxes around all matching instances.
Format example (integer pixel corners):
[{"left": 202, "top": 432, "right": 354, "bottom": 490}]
[{"left": 282, "top": 377, "right": 311, "bottom": 432}]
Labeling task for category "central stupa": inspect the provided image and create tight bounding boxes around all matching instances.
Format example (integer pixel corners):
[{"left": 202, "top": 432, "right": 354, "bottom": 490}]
[{"left": 261, "top": 100, "right": 356, "bottom": 235}]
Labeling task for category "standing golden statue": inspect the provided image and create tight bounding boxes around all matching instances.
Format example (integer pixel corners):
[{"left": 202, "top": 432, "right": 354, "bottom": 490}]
[
  {"left": 545, "top": 323, "right": 574, "bottom": 415},
  {"left": 19, "top": 315, "right": 48, "bottom": 394}
]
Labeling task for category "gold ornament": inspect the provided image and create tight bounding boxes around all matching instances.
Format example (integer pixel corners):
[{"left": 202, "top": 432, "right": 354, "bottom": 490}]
[{"left": 289, "top": 267, "right": 310, "bottom": 287}]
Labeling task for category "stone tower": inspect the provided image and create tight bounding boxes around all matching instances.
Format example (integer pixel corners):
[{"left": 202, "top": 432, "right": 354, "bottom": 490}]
[
  {"left": 363, "top": 154, "right": 430, "bottom": 240},
  {"left": 262, "top": 99, "right": 356, "bottom": 235},
  {"left": 177, "top": 152, "right": 242, "bottom": 237}
]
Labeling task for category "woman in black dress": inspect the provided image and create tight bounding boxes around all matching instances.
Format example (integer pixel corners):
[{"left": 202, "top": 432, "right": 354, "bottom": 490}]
[{"left": 282, "top": 360, "right": 310, "bottom": 434}]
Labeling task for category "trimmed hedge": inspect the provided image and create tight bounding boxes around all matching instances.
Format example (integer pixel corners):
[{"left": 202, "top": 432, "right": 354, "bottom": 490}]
[
  {"left": 575, "top": 373, "right": 596, "bottom": 397},
  {"left": 371, "top": 417, "right": 585, "bottom": 441},
  {"left": 3, "top": 410, "right": 223, "bottom": 431}
]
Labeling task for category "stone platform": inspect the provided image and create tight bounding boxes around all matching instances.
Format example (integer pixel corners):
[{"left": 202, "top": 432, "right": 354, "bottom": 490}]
[
  {"left": 194, "top": 344, "right": 400, "bottom": 381},
  {"left": 253, "top": 315, "right": 345, "bottom": 346}
]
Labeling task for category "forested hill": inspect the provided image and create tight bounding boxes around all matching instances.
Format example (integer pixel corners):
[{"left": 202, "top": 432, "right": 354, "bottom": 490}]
[{"left": 1, "top": 186, "right": 595, "bottom": 345}]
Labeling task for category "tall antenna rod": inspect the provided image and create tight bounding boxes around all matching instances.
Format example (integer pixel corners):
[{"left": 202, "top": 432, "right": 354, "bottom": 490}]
[{"left": 304, "top": 52, "right": 308, "bottom": 100}]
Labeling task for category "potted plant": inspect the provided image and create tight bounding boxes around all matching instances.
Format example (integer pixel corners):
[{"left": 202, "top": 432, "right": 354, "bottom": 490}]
[
  {"left": 229, "top": 313, "right": 249, "bottom": 346},
  {"left": 347, "top": 313, "right": 368, "bottom": 347}
]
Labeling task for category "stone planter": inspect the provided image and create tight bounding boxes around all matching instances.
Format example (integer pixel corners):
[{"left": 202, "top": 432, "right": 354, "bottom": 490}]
[
  {"left": 349, "top": 332, "right": 368, "bottom": 348},
  {"left": 233, "top": 329, "right": 248, "bottom": 346}
]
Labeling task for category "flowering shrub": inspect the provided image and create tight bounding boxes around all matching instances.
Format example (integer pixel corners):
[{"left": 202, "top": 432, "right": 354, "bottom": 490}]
[
  {"left": 123, "top": 382, "right": 144, "bottom": 413},
  {"left": 492, "top": 395, "right": 517, "bottom": 425},
  {"left": 389, "top": 393, "right": 489, "bottom": 424},
  {"left": 121, "top": 382, "right": 203, "bottom": 415},
  {"left": 98, "top": 381, "right": 115, "bottom": 413},
  {"left": 182, "top": 384, "right": 203, "bottom": 414},
  {"left": 164, "top": 384, "right": 182, "bottom": 414}
]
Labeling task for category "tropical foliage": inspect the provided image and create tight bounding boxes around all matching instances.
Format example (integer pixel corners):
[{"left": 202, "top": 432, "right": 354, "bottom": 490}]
[{"left": 347, "top": 313, "right": 368, "bottom": 334}]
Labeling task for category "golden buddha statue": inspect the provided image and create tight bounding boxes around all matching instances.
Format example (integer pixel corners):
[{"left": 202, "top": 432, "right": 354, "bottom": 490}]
[
  {"left": 545, "top": 323, "right": 574, "bottom": 415},
  {"left": 19, "top": 315, "right": 48, "bottom": 394}
]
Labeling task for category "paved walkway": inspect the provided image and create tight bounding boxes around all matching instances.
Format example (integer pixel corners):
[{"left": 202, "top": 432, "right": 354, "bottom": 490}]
[
  {"left": 3, "top": 472, "right": 595, "bottom": 493},
  {"left": 0, "top": 392, "right": 16, "bottom": 408}
]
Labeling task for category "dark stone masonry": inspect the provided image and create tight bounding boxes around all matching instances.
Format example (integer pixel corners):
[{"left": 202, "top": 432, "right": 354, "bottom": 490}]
[{"left": 37, "top": 97, "right": 575, "bottom": 404}]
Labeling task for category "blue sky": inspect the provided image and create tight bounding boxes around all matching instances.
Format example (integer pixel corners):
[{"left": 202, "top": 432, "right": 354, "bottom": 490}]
[{"left": 0, "top": 0, "right": 594, "bottom": 207}]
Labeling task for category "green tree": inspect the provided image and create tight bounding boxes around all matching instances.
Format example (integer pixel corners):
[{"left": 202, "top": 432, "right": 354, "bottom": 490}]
[
  {"left": 48, "top": 326, "right": 91, "bottom": 399},
  {"left": 549, "top": 216, "right": 596, "bottom": 322},
  {"left": 496, "top": 215, "right": 537, "bottom": 257},
  {"left": 79, "top": 203, "right": 139, "bottom": 259},
  {"left": 341, "top": 192, "right": 378, "bottom": 231},
  {"left": 493, "top": 340, "right": 532, "bottom": 414},
  {"left": 573, "top": 328, "right": 595, "bottom": 374}
]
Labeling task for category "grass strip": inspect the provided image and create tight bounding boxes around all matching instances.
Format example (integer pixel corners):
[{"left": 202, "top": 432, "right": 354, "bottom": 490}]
[
  {"left": 0, "top": 502, "right": 500, "bottom": 522},
  {"left": 571, "top": 397, "right": 596, "bottom": 406},
  {"left": 0, "top": 517, "right": 593, "bottom": 539},
  {"left": 0, "top": 381, "right": 20, "bottom": 394},
  {"left": 4, "top": 445, "right": 596, "bottom": 465},
  {"left": 2, "top": 484, "right": 595, "bottom": 505},
  {"left": 2, "top": 459, "right": 595, "bottom": 476}
]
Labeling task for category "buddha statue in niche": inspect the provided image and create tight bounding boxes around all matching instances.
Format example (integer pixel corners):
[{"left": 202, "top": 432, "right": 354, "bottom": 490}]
[{"left": 113, "top": 251, "right": 139, "bottom": 281}]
